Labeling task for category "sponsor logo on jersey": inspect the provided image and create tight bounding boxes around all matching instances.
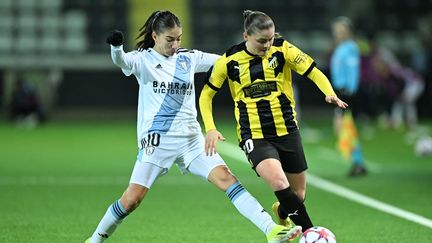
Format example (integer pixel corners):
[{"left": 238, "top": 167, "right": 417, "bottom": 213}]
[
  {"left": 293, "top": 52, "right": 308, "bottom": 64},
  {"left": 152, "top": 81, "right": 193, "bottom": 95},
  {"left": 242, "top": 81, "right": 277, "bottom": 98}
]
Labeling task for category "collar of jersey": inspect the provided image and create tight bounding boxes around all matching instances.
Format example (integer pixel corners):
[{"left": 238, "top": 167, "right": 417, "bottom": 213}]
[
  {"left": 241, "top": 42, "right": 259, "bottom": 57},
  {"left": 149, "top": 48, "right": 176, "bottom": 61}
]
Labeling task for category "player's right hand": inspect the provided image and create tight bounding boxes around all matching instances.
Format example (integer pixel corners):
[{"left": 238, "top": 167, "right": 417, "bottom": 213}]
[
  {"left": 325, "top": 95, "right": 348, "bottom": 109},
  {"left": 106, "top": 30, "right": 124, "bottom": 46},
  {"left": 205, "top": 129, "right": 226, "bottom": 156}
]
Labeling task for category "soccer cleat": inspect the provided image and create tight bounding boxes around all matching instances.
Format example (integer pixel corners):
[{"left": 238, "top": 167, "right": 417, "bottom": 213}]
[
  {"left": 266, "top": 225, "right": 302, "bottom": 243},
  {"left": 285, "top": 225, "right": 303, "bottom": 242},
  {"left": 348, "top": 164, "right": 367, "bottom": 177},
  {"left": 272, "top": 202, "right": 293, "bottom": 228}
]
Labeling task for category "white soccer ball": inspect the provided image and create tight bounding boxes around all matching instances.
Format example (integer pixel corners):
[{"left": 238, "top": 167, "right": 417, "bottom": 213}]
[
  {"left": 415, "top": 136, "right": 432, "bottom": 157},
  {"left": 299, "top": 226, "right": 336, "bottom": 243}
]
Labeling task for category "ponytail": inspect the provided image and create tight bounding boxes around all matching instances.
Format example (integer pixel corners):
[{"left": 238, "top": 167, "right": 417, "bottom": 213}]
[
  {"left": 136, "top": 10, "right": 181, "bottom": 51},
  {"left": 243, "top": 10, "right": 254, "bottom": 19}
]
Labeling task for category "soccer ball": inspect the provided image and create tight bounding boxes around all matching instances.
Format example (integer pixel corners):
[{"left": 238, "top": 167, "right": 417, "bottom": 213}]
[
  {"left": 414, "top": 136, "right": 432, "bottom": 157},
  {"left": 299, "top": 226, "right": 336, "bottom": 243}
]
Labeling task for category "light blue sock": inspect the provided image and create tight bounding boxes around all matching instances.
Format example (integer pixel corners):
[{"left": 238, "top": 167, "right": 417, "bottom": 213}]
[
  {"left": 226, "top": 181, "right": 276, "bottom": 235},
  {"left": 90, "top": 200, "right": 128, "bottom": 243}
]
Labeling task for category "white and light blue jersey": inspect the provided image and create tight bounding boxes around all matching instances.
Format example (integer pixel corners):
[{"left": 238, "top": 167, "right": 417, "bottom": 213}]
[
  {"left": 111, "top": 45, "right": 219, "bottom": 148},
  {"left": 330, "top": 40, "right": 360, "bottom": 94}
]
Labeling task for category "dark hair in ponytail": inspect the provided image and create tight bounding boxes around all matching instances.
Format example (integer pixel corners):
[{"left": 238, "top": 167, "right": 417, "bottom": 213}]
[
  {"left": 243, "top": 10, "right": 274, "bottom": 35},
  {"left": 136, "top": 10, "right": 181, "bottom": 51}
]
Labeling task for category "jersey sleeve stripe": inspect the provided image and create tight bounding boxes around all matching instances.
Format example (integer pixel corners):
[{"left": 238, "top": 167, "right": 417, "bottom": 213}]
[
  {"left": 302, "top": 62, "right": 316, "bottom": 77},
  {"left": 203, "top": 66, "right": 220, "bottom": 91},
  {"left": 205, "top": 80, "right": 220, "bottom": 91}
]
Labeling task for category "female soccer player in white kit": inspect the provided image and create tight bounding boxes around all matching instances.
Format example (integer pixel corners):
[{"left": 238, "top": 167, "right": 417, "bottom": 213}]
[{"left": 85, "top": 10, "right": 301, "bottom": 243}]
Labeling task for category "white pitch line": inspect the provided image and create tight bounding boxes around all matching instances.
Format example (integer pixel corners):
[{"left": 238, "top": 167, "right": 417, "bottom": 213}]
[
  {"left": 307, "top": 174, "right": 432, "bottom": 229},
  {"left": 217, "top": 141, "right": 432, "bottom": 229}
]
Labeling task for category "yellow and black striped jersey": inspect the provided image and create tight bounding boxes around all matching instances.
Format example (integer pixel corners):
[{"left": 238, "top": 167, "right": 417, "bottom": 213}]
[{"left": 205, "top": 38, "right": 319, "bottom": 142}]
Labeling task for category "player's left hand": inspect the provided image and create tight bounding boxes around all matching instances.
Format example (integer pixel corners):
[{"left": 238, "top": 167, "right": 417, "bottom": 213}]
[
  {"left": 325, "top": 95, "right": 348, "bottom": 109},
  {"left": 106, "top": 30, "right": 124, "bottom": 46},
  {"left": 205, "top": 129, "right": 226, "bottom": 156}
]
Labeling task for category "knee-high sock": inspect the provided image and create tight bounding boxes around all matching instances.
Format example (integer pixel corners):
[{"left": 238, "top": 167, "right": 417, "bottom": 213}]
[
  {"left": 89, "top": 199, "right": 128, "bottom": 243},
  {"left": 274, "top": 187, "right": 313, "bottom": 232},
  {"left": 226, "top": 181, "right": 276, "bottom": 235}
]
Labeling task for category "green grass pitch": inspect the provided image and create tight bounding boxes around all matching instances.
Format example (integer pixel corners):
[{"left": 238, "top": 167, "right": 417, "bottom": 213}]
[{"left": 0, "top": 118, "right": 431, "bottom": 242}]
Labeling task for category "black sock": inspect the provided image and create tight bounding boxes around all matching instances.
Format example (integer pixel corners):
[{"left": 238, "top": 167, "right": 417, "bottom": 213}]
[{"left": 274, "top": 187, "right": 313, "bottom": 231}]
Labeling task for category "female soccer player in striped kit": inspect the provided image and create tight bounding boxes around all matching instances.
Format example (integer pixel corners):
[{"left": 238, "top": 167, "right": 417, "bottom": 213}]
[
  {"left": 85, "top": 10, "right": 301, "bottom": 243},
  {"left": 199, "top": 10, "right": 348, "bottom": 234}
]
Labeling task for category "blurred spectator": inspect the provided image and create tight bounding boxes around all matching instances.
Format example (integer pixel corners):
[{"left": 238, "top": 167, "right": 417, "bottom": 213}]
[
  {"left": 390, "top": 68, "right": 424, "bottom": 130},
  {"left": 411, "top": 38, "right": 432, "bottom": 118},
  {"left": 356, "top": 36, "right": 380, "bottom": 120},
  {"left": 10, "top": 79, "right": 46, "bottom": 126},
  {"left": 357, "top": 34, "right": 398, "bottom": 124},
  {"left": 410, "top": 39, "right": 429, "bottom": 77},
  {"left": 370, "top": 38, "right": 425, "bottom": 130}
]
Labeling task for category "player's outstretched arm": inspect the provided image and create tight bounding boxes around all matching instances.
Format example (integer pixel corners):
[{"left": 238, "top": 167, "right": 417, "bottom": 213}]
[
  {"left": 305, "top": 66, "right": 348, "bottom": 109},
  {"left": 107, "top": 30, "right": 137, "bottom": 74}
]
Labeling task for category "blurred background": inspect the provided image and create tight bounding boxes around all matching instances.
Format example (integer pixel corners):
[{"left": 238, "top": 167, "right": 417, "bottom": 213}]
[{"left": 0, "top": 0, "right": 431, "bottom": 123}]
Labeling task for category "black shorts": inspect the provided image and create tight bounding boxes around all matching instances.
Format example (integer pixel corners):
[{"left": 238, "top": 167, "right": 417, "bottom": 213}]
[{"left": 241, "top": 129, "right": 308, "bottom": 174}]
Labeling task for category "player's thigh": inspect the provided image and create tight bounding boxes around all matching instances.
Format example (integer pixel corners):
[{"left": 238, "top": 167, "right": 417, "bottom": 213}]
[
  {"left": 129, "top": 160, "right": 167, "bottom": 189},
  {"left": 244, "top": 139, "right": 289, "bottom": 189},
  {"left": 122, "top": 161, "right": 166, "bottom": 211},
  {"left": 187, "top": 151, "right": 227, "bottom": 181},
  {"left": 242, "top": 138, "right": 281, "bottom": 171},
  {"left": 256, "top": 158, "right": 290, "bottom": 190},
  {"left": 274, "top": 131, "right": 308, "bottom": 174},
  {"left": 179, "top": 133, "right": 228, "bottom": 181}
]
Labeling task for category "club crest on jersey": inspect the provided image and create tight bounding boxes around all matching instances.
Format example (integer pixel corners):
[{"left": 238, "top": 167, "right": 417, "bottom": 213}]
[
  {"left": 179, "top": 61, "right": 189, "bottom": 71},
  {"left": 268, "top": 56, "right": 278, "bottom": 69},
  {"left": 177, "top": 55, "right": 191, "bottom": 72},
  {"left": 145, "top": 146, "right": 155, "bottom": 155}
]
